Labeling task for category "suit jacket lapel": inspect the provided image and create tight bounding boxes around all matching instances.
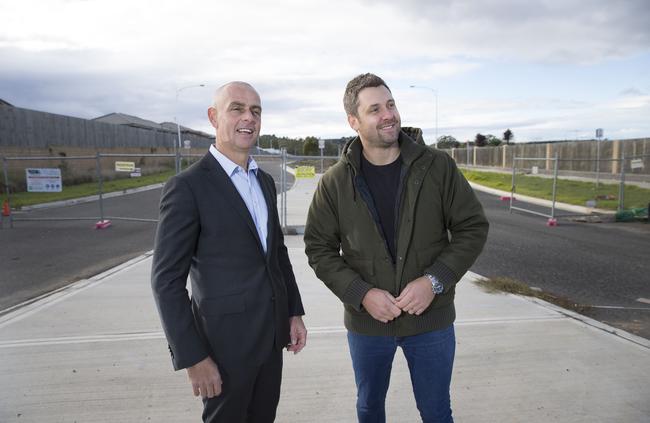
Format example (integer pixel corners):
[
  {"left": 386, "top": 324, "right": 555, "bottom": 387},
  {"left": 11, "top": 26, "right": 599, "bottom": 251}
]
[{"left": 200, "top": 153, "right": 265, "bottom": 253}]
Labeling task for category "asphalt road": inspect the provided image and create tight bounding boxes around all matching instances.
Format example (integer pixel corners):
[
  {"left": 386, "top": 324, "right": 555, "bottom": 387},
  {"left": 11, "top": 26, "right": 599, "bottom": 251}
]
[
  {"left": 1, "top": 170, "right": 648, "bottom": 339},
  {"left": 472, "top": 190, "right": 650, "bottom": 338},
  {"left": 0, "top": 163, "right": 293, "bottom": 311}
]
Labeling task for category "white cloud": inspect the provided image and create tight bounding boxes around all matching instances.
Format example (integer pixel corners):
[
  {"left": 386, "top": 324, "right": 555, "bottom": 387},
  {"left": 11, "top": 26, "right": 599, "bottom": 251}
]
[
  {"left": 367, "top": 0, "right": 650, "bottom": 64},
  {"left": 610, "top": 95, "right": 650, "bottom": 109},
  {"left": 0, "top": 0, "right": 649, "bottom": 142}
]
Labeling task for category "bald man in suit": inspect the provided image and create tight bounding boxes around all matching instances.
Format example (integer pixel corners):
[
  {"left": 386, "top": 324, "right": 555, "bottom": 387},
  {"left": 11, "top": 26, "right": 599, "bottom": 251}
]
[{"left": 151, "top": 81, "right": 306, "bottom": 422}]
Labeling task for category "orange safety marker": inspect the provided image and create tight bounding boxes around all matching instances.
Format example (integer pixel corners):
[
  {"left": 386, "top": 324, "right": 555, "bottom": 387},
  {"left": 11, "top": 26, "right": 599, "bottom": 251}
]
[
  {"left": 546, "top": 218, "right": 558, "bottom": 227},
  {"left": 95, "top": 219, "right": 112, "bottom": 229},
  {"left": 2, "top": 200, "right": 10, "bottom": 217}
]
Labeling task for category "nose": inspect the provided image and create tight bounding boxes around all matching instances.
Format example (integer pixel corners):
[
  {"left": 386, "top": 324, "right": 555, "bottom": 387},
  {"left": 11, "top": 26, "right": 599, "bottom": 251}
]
[
  {"left": 242, "top": 107, "right": 258, "bottom": 121},
  {"left": 380, "top": 107, "right": 395, "bottom": 122}
]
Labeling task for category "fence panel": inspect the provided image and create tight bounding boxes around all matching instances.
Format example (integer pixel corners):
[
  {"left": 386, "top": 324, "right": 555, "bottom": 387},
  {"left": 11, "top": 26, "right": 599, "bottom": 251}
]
[
  {"left": 95, "top": 153, "right": 177, "bottom": 224},
  {"left": 1, "top": 152, "right": 178, "bottom": 228},
  {"left": 509, "top": 156, "right": 561, "bottom": 223},
  {"left": 506, "top": 153, "right": 650, "bottom": 226},
  {"left": 2, "top": 155, "right": 103, "bottom": 227},
  {"left": 1, "top": 150, "right": 315, "bottom": 230}
]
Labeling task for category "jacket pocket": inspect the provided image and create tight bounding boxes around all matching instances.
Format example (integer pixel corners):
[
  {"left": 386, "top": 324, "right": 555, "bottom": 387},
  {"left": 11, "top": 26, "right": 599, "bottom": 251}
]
[{"left": 200, "top": 292, "right": 246, "bottom": 316}]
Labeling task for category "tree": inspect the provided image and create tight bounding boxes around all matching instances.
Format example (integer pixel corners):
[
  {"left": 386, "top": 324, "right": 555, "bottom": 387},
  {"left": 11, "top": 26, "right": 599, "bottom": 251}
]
[
  {"left": 323, "top": 138, "right": 347, "bottom": 156},
  {"left": 258, "top": 134, "right": 275, "bottom": 149},
  {"left": 303, "top": 136, "right": 319, "bottom": 156},
  {"left": 503, "top": 129, "right": 513, "bottom": 144},
  {"left": 474, "top": 133, "right": 487, "bottom": 147},
  {"left": 486, "top": 134, "right": 502, "bottom": 146},
  {"left": 436, "top": 135, "right": 461, "bottom": 149}
]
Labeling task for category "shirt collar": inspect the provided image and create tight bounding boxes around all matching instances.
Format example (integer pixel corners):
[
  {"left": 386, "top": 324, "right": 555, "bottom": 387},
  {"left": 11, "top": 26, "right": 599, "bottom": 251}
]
[{"left": 209, "top": 144, "right": 258, "bottom": 176}]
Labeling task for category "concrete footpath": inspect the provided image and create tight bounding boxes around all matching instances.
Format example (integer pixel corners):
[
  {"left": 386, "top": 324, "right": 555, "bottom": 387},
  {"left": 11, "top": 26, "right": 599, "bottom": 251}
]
[{"left": 1, "top": 176, "right": 649, "bottom": 422}]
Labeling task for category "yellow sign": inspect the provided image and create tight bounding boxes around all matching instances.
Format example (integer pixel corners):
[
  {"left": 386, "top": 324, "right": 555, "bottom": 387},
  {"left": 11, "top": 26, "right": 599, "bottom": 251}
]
[
  {"left": 295, "top": 166, "right": 316, "bottom": 179},
  {"left": 115, "top": 161, "right": 136, "bottom": 172}
]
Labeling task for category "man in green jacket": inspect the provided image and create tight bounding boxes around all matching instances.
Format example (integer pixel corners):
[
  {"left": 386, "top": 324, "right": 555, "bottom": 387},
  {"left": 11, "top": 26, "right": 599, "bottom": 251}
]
[{"left": 304, "top": 73, "right": 488, "bottom": 423}]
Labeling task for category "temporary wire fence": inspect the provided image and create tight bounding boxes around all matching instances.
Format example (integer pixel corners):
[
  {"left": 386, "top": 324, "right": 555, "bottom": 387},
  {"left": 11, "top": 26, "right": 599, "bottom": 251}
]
[
  {"left": 1, "top": 149, "right": 338, "bottom": 231},
  {"left": 509, "top": 154, "right": 650, "bottom": 225}
]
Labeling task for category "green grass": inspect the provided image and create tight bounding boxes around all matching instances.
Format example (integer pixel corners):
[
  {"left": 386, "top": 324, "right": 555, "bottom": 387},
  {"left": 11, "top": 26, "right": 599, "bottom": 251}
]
[
  {"left": 474, "top": 276, "right": 591, "bottom": 314},
  {"left": 3, "top": 170, "right": 176, "bottom": 209},
  {"left": 462, "top": 169, "right": 650, "bottom": 210},
  {"left": 4, "top": 165, "right": 648, "bottom": 212}
]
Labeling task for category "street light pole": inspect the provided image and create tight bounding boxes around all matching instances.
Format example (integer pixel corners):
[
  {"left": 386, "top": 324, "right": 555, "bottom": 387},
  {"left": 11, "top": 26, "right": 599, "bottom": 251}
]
[
  {"left": 175, "top": 84, "right": 205, "bottom": 149},
  {"left": 174, "top": 84, "right": 205, "bottom": 172},
  {"left": 409, "top": 85, "right": 438, "bottom": 145}
]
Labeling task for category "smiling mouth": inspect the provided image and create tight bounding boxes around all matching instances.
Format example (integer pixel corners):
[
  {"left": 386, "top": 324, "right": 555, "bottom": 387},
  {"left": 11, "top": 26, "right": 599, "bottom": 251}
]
[
  {"left": 236, "top": 128, "right": 254, "bottom": 134},
  {"left": 379, "top": 123, "right": 396, "bottom": 130}
]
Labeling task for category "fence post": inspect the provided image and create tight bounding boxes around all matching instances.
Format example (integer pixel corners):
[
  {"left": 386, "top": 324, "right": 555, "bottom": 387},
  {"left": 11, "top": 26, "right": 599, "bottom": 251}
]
[
  {"left": 2, "top": 157, "right": 12, "bottom": 228},
  {"left": 618, "top": 153, "right": 626, "bottom": 212},
  {"left": 281, "top": 148, "right": 287, "bottom": 229},
  {"left": 596, "top": 138, "right": 601, "bottom": 189},
  {"left": 612, "top": 140, "right": 620, "bottom": 174},
  {"left": 551, "top": 153, "right": 559, "bottom": 219},
  {"left": 510, "top": 157, "right": 517, "bottom": 213},
  {"left": 96, "top": 152, "right": 105, "bottom": 223},
  {"left": 280, "top": 148, "right": 284, "bottom": 230}
]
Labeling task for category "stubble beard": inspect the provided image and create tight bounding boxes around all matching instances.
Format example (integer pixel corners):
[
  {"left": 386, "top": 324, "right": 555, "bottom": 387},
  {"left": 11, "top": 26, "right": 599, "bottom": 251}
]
[{"left": 375, "top": 122, "right": 400, "bottom": 148}]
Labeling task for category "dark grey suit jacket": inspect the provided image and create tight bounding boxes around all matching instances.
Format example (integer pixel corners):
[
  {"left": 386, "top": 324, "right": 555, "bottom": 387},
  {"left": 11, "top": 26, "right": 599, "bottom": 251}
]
[{"left": 151, "top": 152, "right": 304, "bottom": 372}]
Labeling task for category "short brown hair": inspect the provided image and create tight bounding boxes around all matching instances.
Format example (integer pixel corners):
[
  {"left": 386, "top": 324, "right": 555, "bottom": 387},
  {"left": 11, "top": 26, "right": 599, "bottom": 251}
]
[{"left": 343, "top": 73, "right": 391, "bottom": 117}]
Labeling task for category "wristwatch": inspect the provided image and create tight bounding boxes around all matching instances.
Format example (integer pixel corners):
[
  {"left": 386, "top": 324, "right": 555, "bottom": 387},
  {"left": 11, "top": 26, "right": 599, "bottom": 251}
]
[{"left": 424, "top": 273, "right": 444, "bottom": 294}]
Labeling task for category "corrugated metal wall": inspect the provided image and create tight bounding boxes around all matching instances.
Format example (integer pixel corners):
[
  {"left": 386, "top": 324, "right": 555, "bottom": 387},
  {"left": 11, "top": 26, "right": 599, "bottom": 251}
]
[{"left": 0, "top": 105, "right": 214, "bottom": 150}]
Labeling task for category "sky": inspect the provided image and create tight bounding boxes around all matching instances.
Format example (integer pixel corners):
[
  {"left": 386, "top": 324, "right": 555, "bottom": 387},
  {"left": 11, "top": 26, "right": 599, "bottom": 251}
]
[{"left": 1, "top": 0, "right": 649, "bottom": 144}]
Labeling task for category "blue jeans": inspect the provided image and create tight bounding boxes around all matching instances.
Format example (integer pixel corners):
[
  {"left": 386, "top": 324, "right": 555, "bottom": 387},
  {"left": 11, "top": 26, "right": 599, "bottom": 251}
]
[{"left": 347, "top": 325, "right": 455, "bottom": 423}]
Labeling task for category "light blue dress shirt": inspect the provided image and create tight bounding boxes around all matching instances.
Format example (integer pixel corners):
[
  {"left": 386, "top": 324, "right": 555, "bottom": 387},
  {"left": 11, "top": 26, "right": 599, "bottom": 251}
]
[{"left": 209, "top": 145, "right": 268, "bottom": 253}]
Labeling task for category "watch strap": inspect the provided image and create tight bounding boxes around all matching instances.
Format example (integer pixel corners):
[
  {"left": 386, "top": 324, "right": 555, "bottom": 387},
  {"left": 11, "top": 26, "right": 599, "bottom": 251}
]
[{"left": 424, "top": 273, "right": 444, "bottom": 294}]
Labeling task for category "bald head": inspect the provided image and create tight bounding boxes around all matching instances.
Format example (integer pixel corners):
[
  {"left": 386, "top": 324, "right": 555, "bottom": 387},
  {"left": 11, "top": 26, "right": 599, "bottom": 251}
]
[{"left": 212, "top": 81, "right": 259, "bottom": 110}]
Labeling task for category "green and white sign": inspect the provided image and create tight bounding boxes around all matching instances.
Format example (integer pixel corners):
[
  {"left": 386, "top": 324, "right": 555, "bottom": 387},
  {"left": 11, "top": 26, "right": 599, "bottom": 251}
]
[{"left": 26, "top": 168, "right": 62, "bottom": 192}]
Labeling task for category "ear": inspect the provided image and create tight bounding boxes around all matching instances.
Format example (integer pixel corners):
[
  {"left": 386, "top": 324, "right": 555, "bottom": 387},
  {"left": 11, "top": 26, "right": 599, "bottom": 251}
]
[
  {"left": 347, "top": 114, "right": 359, "bottom": 132},
  {"left": 207, "top": 107, "right": 218, "bottom": 129}
]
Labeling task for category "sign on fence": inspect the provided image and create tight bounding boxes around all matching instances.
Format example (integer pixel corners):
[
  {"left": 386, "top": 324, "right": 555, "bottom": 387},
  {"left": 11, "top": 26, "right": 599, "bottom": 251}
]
[
  {"left": 25, "top": 168, "right": 62, "bottom": 192},
  {"left": 115, "top": 161, "right": 136, "bottom": 172},
  {"left": 631, "top": 159, "right": 644, "bottom": 170},
  {"left": 295, "top": 166, "right": 316, "bottom": 179}
]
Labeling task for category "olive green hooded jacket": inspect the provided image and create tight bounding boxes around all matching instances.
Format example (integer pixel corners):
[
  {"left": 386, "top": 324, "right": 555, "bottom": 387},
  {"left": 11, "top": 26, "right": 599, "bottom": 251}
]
[{"left": 304, "top": 128, "right": 488, "bottom": 336}]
